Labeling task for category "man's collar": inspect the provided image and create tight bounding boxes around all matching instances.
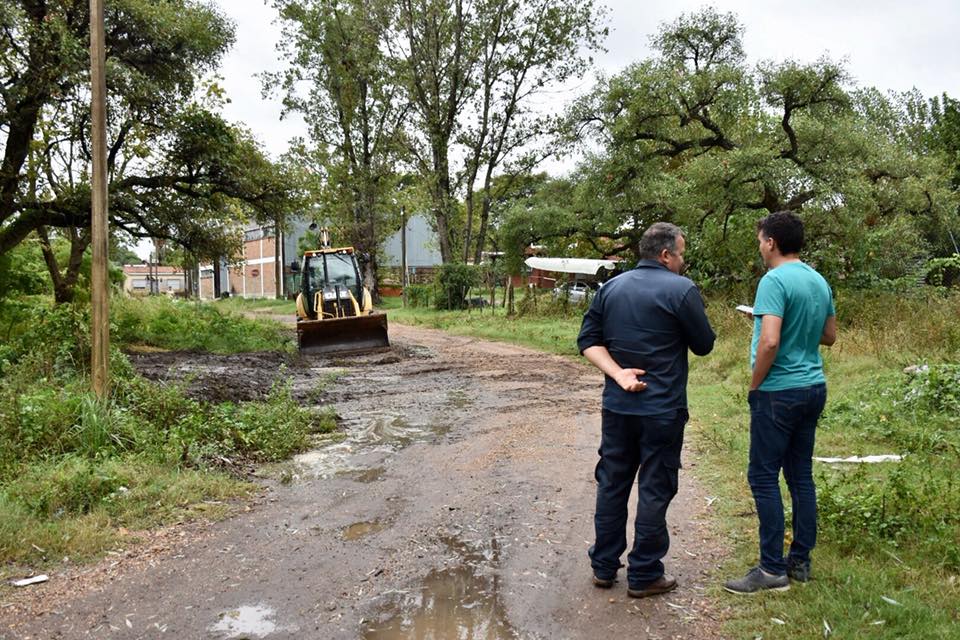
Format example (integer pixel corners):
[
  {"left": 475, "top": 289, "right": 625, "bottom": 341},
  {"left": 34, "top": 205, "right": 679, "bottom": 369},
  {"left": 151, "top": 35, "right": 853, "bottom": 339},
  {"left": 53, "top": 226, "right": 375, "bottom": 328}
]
[{"left": 635, "top": 259, "right": 669, "bottom": 271}]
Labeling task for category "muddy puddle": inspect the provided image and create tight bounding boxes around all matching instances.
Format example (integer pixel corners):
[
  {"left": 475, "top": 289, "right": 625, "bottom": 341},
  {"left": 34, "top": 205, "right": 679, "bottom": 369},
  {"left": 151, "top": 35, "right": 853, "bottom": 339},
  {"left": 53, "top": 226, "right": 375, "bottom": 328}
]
[
  {"left": 210, "top": 604, "right": 294, "bottom": 638},
  {"left": 362, "top": 536, "right": 517, "bottom": 639},
  {"left": 294, "top": 411, "right": 451, "bottom": 479},
  {"left": 127, "top": 344, "right": 430, "bottom": 404},
  {"left": 343, "top": 520, "right": 389, "bottom": 540}
]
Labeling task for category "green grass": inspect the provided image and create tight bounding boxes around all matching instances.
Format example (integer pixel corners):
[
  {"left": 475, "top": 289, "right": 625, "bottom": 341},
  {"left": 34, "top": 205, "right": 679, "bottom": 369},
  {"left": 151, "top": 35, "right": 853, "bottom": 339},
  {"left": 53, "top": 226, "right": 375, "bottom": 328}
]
[
  {"left": 112, "top": 296, "right": 294, "bottom": 352},
  {"left": 213, "top": 296, "right": 297, "bottom": 316},
  {"left": 384, "top": 289, "right": 960, "bottom": 639},
  {"left": 0, "top": 300, "right": 336, "bottom": 576},
  {"left": 380, "top": 295, "right": 585, "bottom": 356}
]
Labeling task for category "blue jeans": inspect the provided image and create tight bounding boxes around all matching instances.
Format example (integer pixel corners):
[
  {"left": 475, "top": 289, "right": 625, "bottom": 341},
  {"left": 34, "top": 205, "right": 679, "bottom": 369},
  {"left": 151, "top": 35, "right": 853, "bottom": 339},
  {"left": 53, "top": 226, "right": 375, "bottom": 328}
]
[
  {"left": 590, "top": 408, "right": 687, "bottom": 589},
  {"left": 747, "top": 384, "right": 827, "bottom": 576}
]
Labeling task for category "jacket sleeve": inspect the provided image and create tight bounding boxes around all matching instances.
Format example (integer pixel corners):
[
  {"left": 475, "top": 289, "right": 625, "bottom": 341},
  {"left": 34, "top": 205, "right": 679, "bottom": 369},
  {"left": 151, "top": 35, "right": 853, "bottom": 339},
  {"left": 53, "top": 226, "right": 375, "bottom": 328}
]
[
  {"left": 576, "top": 288, "right": 605, "bottom": 354},
  {"left": 678, "top": 286, "right": 715, "bottom": 356}
]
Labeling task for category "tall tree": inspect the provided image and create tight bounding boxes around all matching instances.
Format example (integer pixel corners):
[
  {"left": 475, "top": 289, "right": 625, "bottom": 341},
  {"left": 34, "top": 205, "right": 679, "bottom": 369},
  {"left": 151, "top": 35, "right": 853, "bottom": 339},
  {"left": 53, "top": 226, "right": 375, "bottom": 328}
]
[
  {"left": 566, "top": 8, "right": 958, "bottom": 284},
  {"left": 459, "top": 0, "right": 605, "bottom": 264},
  {"left": 396, "top": 0, "right": 475, "bottom": 263},
  {"left": 0, "top": 0, "right": 296, "bottom": 302},
  {"left": 398, "top": 0, "right": 606, "bottom": 264},
  {"left": 268, "top": 0, "right": 409, "bottom": 295}
]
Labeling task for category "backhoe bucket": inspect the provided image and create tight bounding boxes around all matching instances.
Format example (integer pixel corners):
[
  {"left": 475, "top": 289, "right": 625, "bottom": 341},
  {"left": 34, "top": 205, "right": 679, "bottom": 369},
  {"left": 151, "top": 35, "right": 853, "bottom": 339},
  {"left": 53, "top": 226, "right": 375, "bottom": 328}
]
[{"left": 296, "top": 312, "right": 390, "bottom": 355}]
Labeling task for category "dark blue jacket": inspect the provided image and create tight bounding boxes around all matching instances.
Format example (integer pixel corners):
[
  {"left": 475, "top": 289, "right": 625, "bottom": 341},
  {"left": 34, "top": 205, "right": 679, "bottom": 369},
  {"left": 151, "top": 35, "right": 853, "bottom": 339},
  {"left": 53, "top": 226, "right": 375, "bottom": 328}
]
[{"left": 577, "top": 260, "right": 715, "bottom": 416}]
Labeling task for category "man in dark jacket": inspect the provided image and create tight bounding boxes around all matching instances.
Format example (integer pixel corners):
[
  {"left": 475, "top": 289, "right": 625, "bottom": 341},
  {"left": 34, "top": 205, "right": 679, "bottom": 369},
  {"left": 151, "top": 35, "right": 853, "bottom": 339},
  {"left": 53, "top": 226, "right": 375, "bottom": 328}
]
[{"left": 577, "top": 222, "right": 715, "bottom": 598}]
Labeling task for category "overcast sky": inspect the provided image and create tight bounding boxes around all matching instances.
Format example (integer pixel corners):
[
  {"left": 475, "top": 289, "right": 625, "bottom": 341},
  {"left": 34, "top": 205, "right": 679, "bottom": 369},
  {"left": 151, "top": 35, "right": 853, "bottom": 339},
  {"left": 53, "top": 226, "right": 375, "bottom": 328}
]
[{"left": 215, "top": 0, "right": 960, "bottom": 162}]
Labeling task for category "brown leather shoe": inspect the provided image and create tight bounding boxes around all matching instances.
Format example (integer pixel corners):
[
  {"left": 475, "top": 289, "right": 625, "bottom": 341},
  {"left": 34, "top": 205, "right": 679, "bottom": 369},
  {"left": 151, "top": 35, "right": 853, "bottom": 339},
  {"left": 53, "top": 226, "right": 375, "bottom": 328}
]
[
  {"left": 627, "top": 574, "right": 678, "bottom": 598},
  {"left": 592, "top": 574, "right": 615, "bottom": 588}
]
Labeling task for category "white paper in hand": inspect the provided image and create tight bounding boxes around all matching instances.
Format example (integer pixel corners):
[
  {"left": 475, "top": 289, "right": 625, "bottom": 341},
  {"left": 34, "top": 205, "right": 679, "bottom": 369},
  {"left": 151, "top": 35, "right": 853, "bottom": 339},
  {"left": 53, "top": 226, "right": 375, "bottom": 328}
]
[{"left": 735, "top": 304, "right": 754, "bottom": 315}]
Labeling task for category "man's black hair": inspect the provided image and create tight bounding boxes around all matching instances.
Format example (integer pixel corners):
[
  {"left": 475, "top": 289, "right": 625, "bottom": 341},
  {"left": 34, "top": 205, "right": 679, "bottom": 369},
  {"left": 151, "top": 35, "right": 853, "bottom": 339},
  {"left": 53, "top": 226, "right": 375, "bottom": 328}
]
[
  {"left": 639, "top": 222, "right": 684, "bottom": 260},
  {"left": 757, "top": 211, "right": 804, "bottom": 255}
]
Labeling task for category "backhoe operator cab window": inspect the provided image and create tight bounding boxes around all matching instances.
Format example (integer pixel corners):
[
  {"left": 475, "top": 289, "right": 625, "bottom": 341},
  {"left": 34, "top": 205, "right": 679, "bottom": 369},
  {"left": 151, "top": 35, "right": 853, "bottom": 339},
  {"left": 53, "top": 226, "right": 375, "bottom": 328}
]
[
  {"left": 304, "top": 253, "right": 359, "bottom": 294},
  {"left": 325, "top": 254, "right": 359, "bottom": 288}
]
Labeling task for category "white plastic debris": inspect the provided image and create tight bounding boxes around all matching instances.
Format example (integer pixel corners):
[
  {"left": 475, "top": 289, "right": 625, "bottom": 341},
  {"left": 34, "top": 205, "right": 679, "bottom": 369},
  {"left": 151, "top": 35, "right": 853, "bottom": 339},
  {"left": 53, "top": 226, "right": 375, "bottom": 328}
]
[
  {"left": 814, "top": 455, "right": 903, "bottom": 464},
  {"left": 11, "top": 574, "right": 49, "bottom": 587},
  {"left": 880, "top": 595, "right": 903, "bottom": 606}
]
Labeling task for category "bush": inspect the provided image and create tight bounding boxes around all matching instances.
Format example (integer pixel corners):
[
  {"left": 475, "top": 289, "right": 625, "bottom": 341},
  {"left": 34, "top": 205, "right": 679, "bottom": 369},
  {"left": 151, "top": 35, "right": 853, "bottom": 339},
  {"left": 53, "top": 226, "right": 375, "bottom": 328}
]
[
  {"left": 925, "top": 253, "right": 960, "bottom": 287},
  {"left": 904, "top": 364, "right": 960, "bottom": 414},
  {"left": 405, "top": 284, "right": 434, "bottom": 308},
  {"left": 433, "top": 264, "right": 480, "bottom": 310}
]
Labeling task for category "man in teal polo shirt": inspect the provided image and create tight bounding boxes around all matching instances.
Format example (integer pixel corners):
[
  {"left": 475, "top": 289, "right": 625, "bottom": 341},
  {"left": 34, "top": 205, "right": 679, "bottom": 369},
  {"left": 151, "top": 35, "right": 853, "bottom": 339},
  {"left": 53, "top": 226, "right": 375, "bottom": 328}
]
[{"left": 725, "top": 211, "right": 837, "bottom": 594}]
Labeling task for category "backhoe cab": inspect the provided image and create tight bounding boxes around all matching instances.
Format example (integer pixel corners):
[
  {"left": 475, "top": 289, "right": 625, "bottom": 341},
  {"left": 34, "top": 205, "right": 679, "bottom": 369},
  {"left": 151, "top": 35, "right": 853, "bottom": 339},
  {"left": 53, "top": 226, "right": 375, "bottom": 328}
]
[{"left": 294, "top": 229, "right": 389, "bottom": 355}]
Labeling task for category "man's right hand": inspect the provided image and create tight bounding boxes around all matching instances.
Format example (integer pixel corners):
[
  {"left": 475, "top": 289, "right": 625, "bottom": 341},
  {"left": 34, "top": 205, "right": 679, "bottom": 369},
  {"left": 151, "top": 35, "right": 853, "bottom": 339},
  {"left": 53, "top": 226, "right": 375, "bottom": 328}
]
[{"left": 613, "top": 368, "right": 647, "bottom": 392}]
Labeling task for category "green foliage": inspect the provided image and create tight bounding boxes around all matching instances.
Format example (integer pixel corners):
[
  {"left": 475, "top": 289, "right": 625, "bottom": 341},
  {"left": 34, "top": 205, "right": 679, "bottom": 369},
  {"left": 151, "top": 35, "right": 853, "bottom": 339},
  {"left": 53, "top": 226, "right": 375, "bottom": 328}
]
[
  {"left": 560, "top": 8, "right": 959, "bottom": 288},
  {"left": 816, "top": 367, "right": 960, "bottom": 570},
  {"left": 112, "top": 296, "right": 293, "bottom": 353},
  {"left": 0, "top": 301, "right": 93, "bottom": 378},
  {"left": 433, "top": 264, "right": 481, "bottom": 310},
  {"left": 514, "top": 285, "right": 590, "bottom": 318},
  {"left": 404, "top": 284, "right": 434, "bottom": 308},
  {"left": 833, "top": 289, "right": 960, "bottom": 360},
  {"left": 0, "top": 0, "right": 301, "bottom": 301},
  {"left": 0, "top": 297, "right": 334, "bottom": 567},
  {"left": 904, "top": 364, "right": 960, "bottom": 415},
  {"left": 0, "top": 239, "right": 49, "bottom": 301},
  {"left": 924, "top": 253, "right": 960, "bottom": 287}
]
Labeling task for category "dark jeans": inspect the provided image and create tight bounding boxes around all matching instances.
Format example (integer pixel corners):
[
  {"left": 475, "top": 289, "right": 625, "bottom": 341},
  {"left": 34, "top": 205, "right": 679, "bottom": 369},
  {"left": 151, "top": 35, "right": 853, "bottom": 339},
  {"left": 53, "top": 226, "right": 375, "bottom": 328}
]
[
  {"left": 747, "top": 384, "right": 827, "bottom": 576},
  {"left": 590, "top": 408, "right": 687, "bottom": 589}
]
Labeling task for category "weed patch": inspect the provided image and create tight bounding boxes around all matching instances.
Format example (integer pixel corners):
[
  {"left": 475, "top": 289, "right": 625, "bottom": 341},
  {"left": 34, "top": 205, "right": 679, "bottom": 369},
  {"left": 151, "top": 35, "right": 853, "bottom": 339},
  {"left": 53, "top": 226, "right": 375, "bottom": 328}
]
[
  {"left": 113, "top": 296, "right": 293, "bottom": 353},
  {"left": 0, "top": 300, "right": 333, "bottom": 570}
]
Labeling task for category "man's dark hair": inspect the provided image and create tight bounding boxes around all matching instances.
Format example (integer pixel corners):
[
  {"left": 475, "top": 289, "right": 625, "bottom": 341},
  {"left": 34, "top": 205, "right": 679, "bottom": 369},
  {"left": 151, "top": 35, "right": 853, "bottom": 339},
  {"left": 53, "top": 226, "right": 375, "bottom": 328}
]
[
  {"left": 757, "top": 211, "right": 804, "bottom": 255},
  {"left": 639, "top": 222, "right": 684, "bottom": 260}
]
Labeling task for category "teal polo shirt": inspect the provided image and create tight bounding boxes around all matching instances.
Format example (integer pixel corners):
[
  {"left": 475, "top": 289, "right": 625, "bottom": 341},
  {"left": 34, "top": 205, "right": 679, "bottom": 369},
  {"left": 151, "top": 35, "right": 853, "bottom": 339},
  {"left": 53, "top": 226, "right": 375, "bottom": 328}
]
[{"left": 750, "top": 261, "right": 835, "bottom": 391}]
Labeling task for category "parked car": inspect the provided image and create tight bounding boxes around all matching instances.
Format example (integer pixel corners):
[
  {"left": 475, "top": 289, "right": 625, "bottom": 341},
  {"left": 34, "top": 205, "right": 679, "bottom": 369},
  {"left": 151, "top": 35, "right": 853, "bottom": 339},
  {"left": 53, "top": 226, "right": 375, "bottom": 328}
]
[{"left": 552, "top": 281, "right": 595, "bottom": 303}]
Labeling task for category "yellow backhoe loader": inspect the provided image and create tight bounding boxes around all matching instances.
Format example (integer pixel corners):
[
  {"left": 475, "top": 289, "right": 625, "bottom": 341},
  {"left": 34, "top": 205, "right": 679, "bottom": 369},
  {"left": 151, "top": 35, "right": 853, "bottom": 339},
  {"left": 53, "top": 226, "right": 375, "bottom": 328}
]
[{"left": 294, "top": 230, "right": 389, "bottom": 355}]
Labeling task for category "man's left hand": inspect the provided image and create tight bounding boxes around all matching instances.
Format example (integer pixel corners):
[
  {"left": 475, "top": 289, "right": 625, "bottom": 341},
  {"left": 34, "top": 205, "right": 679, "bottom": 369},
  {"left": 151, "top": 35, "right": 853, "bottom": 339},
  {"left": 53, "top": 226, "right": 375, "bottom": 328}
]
[{"left": 613, "top": 368, "right": 648, "bottom": 392}]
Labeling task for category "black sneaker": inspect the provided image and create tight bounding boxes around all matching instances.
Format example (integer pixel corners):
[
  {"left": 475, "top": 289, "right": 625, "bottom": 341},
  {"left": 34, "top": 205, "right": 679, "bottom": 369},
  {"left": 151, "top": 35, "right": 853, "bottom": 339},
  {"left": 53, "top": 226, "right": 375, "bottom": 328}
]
[
  {"left": 787, "top": 558, "right": 811, "bottom": 582},
  {"left": 724, "top": 567, "right": 790, "bottom": 595}
]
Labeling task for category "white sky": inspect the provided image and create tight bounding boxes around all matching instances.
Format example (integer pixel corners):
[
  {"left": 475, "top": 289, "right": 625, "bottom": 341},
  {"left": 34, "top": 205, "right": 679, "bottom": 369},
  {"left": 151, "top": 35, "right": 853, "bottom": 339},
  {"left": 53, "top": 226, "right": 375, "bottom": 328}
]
[{"left": 215, "top": 0, "right": 960, "bottom": 161}]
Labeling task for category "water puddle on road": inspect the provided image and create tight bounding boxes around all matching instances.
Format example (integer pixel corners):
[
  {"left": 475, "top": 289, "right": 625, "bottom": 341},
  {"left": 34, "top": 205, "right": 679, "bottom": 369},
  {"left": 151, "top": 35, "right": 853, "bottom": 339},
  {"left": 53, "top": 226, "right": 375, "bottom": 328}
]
[
  {"left": 210, "top": 605, "right": 291, "bottom": 638},
  {"left": 294, "top": 412, "right": 449, "bottom": 479},
  {"left": 361, "top": 536, "right": 517, "bottom": 639},
  {"left": 337, "top": 466, "right": 387, "bottom": 483},
  {"left": 343, "top": 520, "right": 388, "bottom": 541}
]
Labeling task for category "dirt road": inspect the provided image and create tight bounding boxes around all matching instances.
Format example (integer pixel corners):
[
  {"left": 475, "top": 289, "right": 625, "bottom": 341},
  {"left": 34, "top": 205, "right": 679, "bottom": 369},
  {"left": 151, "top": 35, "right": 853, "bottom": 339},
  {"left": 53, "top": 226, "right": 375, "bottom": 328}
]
[{"left": 2, "top": 324, "right": 726, "bottom": 639}]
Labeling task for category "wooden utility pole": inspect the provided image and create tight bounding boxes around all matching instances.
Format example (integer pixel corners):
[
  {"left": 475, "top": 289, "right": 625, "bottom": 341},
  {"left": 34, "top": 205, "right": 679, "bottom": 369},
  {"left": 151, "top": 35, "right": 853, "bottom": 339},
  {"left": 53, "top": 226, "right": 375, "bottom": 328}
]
[
  {"left": 89, "top": 0, "right": 109, "bottom": 397},
  {"left": 400, "top": 206, "right": 408, "bottom": 308}
]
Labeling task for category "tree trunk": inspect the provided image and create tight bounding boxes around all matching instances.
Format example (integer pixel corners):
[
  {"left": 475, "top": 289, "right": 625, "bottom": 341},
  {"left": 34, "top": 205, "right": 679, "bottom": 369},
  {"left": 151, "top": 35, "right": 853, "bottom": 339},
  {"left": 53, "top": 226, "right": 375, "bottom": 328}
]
[
  {"left": 473, "top": 186, "right": 493, "bottom": 265},
  {"left": 0, "top": 97, "right": 44, "bottom": 227},
  {"left": 37, "top": 226, "right": 90, "bottom": 305},
  {"left": 463, "top": 187, "right": 475, "bottom": 264},
  {"left": 213, "top": 256, "right": 222, "bottom": 298},
  {"left": 274, "top": 219, "right": 283, "bottom": 300},
  {"left": 432, "top": 143, "right": 455, "bottom": 263}
]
